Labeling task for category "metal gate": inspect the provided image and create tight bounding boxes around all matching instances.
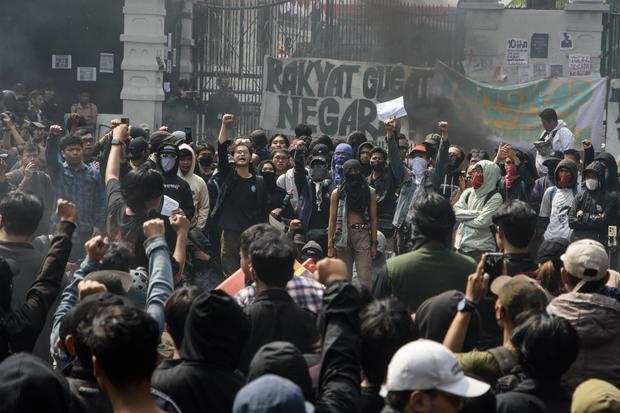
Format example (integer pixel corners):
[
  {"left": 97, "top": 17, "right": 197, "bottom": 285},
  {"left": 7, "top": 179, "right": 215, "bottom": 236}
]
[{"left": 193, "top": 0, "right": 461, "bottom": 138}]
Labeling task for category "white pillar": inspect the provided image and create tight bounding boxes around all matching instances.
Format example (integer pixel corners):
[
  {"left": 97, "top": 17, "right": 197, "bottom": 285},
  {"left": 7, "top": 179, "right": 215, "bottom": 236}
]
[
  {"left": 120, "top": 0, "right": 167, "bottom": 128},
  {"left": 178, "top": 0, "right": 194, "bottom": 81}
]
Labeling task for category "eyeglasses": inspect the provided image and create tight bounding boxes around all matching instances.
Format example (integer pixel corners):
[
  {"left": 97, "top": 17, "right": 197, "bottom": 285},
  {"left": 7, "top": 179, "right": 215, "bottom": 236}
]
[{"left": 234, "top": 150, "right": 249, "bottom": 155}]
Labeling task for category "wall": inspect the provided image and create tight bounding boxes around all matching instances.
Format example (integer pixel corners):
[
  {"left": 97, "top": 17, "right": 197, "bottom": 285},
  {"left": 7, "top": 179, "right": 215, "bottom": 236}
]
[
  {"left": 461, "top": 5, "right": 606, "bottom": 86},
  {"left": 0, "top": 0, "right": 124, "bottom": 114}
]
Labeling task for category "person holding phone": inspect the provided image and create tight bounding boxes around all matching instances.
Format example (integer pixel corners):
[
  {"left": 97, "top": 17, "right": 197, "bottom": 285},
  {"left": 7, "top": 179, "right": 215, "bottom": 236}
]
[{"left": 163, "top": 79, "right": 203, "bottom": 133}]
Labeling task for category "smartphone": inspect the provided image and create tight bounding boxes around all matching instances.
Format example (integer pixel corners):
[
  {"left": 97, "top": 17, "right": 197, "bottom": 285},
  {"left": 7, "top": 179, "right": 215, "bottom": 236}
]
[
  {"left": 120, "top": 118, "right": 130, "bottom": 124},
  {"left": 483, "top": 253, "right": 505, "bottom": 281},
  {"left": 184, "top": 127, "right": 193, "bottom": 144}
]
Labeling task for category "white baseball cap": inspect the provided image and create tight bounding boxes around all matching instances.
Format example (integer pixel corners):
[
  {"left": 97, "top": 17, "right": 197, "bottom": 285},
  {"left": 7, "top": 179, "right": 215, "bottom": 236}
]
[
  {"left": 561, "top": 239, "right": 609, "bottom": 292},
  {"left": 382, "top": 340, "right": 490, "bottom": 398}
]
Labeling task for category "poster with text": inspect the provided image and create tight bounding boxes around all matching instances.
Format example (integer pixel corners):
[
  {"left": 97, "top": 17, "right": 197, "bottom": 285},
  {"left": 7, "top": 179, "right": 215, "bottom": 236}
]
[
  {"left": 77, "top": 67, "right": 97, "bottom": 82},
  {"left": 568, "top": 54, "right": 591, "bottom": 77},
  {"left": 506, "top": 38, "right": 529, "bottom": 65},
  {"left": 52, "top": 54, "right": 71, "bottom": 69},
  {"left": 259, "top": 56, "right": 432, "bottom": 139},
  {"left": 99, "top": 53, "right": 114, "bottom": 73}
]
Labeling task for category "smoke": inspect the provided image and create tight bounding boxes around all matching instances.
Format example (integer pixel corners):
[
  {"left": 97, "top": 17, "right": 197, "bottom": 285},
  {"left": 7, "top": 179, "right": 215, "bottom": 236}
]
[{"left": 357, "top": 0, "right": 500, "bottom": 153}]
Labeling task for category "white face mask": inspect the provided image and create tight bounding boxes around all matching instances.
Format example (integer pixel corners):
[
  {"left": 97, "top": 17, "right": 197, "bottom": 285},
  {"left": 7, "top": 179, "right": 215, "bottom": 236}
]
[
  {"left": 412, "top": 157, "right": 428, "bottom": 181},
  {"left": 585, "top": 178, "right": 599, "bottom": 191}
]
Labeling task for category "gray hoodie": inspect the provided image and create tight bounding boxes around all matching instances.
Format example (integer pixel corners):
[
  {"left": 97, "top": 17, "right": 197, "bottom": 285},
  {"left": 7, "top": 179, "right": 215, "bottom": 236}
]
[
  {"left": 547, "top": 291, "right": 620, "bottom": 390},
  {"left": 454, "top": 160, "right": 503, "bottom": 252}
]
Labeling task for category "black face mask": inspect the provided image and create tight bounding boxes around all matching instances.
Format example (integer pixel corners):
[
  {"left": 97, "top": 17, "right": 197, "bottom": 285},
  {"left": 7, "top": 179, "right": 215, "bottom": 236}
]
[
  {"left": 261, "top": 171, "right": 276, "bottom": 188},
  {"left": 371, "top": 161, "right": 385, "bottom": 172},
  {"left": 198, "top": 155, "right": 213, "bottom": 167},
  {"left": 448, "top": 154, "right": 462, "bottom": 170}
]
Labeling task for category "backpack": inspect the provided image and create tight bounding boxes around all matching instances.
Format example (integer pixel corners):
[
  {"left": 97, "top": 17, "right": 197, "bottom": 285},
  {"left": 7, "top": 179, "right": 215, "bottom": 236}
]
[
  {"left": 549, "top": 185, "right": 578, "bottom": 204},
  {"left": 489, "top": 346, "right": 525, "bottom": 394}
]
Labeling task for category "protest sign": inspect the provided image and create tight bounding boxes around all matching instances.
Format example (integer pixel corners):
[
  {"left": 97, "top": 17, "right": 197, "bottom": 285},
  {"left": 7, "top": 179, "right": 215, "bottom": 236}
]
[
  {"left": 259, "top": 56, "right": 431, "bottom": 139},
  {"left": 376, "top": 96, "right": 407, "bottom": 121},
  {"left": 432, "top": 61, "right": 606, "bottom": 149}
]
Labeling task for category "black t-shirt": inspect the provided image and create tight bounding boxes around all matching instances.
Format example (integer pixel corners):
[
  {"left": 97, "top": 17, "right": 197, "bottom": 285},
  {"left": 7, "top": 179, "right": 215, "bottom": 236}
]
[{"left": 218, "top": 175, "right": 259, "bottom": 232}]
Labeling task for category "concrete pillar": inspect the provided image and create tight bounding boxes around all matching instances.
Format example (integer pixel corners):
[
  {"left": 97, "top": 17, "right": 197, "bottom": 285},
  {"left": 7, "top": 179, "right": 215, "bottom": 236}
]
[
  {"left": 120, "top": 0, "right": 167, "bottom": 128},
  {"left": 178, "top": 0, "right": 194, "bottom": 81}
]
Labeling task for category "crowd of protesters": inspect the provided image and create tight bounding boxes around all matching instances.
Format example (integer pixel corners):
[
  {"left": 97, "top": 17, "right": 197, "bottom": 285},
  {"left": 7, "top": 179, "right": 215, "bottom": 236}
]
[{"left": 0, "top": 81, "right": 619, "bottom": 413}]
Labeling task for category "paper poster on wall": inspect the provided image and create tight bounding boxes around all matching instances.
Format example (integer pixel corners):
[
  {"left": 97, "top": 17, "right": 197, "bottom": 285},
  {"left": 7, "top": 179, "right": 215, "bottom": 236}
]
[
  {"left": 77, "top": 67, "right": 97, "bottom": 82},
  {"left": 550, "top": 64, "right": 564, "bottom": 77},
  {"left": 530, "top": 34, "right": 549, "bottom": 59},
  {"left": 52, "top": 54, "right": 72, "bottom": 69},
  {"left": 518, "top": 66, "right": 533, "bottom": 84},
  {"left": 533, "top": 63, "right": 547, "bottom": 80},
  {"left": 560, "top": 32, "right": 573, "bottom": 50},
  {"left": 506, "top": 38, "right": 529, "bottom": 65},
  {"left": 568, "top": 54, "right": 591, "bottom": 77},
  {"left": 99, "top": 53, "right": 114, "bottom": 73}
]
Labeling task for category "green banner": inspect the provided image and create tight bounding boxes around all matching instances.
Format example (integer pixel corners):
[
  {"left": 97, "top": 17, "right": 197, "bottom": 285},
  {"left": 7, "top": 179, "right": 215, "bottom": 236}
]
[{"left": 432, "top": 62, "right": 607, "bottom": 149}]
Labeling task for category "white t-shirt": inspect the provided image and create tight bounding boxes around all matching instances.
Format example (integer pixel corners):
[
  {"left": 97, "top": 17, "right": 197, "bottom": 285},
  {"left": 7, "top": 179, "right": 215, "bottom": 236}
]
[{"left": 539, "top": 186, "right": 575, "bottom": 240}]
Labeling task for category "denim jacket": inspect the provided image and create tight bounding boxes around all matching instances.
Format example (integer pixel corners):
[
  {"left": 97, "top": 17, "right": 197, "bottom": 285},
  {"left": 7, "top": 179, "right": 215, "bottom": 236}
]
[{"left": 392, "top": 136, "right": 449, "bottom": 228}]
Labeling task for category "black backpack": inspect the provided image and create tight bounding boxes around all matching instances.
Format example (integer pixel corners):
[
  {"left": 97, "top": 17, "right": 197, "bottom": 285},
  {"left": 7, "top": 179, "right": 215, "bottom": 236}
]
[{"left": 489, "top": 346, "right": 525, "bottom": 394}]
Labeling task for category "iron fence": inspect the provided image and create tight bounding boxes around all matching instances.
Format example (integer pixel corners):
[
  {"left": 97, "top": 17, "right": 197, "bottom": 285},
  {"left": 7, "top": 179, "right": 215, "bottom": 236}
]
[{"left": 192, "top": 0, "right": 461, "bottom": 138}]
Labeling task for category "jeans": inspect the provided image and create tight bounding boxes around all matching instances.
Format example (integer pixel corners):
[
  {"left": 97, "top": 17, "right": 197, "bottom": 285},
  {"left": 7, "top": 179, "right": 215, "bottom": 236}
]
[{"left": 336, "top": 226, "right": 372, "bottom": 289}]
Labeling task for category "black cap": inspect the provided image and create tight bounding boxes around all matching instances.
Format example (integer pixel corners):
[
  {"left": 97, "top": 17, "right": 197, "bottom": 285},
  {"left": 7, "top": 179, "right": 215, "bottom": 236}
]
[
  {"left": 149, "top": 131, "right": 173, "bottom": 152},
  {"left": 542, "top": 150, "right": 564, "bottom": 167},
  {"left": 311, "top": 144, "right": 329, "bottom": 162},
  {"left": 128, "top": 137, "right": 149, "bottom": 160},
  {"left": 537, "top": 238, "right": 570, "bottom": 264}
]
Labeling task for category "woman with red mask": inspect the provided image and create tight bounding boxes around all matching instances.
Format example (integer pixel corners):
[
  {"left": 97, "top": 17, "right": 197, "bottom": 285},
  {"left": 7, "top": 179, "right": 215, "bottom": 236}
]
[
  {"left": 495, "top": 144, "right": 536, "bottom": 203},
  {"left": 453, "top": 160, "right": 503, "bottom": 262}
]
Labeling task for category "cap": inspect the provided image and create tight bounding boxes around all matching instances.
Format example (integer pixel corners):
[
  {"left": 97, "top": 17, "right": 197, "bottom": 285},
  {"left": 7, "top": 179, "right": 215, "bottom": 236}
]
[
  {"left": 561, "top": 239, "right": 609, "bottom": 287},
  {"left": 490, "top": 275, "right": 548, "bottom": 316},
  {"left": 85, "top": 270, "right": 133, "bottom": 295},
  {"left": 383, "top": 340, "right": 489, "bottom": 397},
  {"left": 300, "top": 241, "right": 323, "bottom": 260},
  {"left": 409, "top": 145, "right": 427, "bottom": 155},
  {"left": 536, "top": 238, "right": 570, "bottom": 264},
  {"left": 571, "top": 379, "right": 620, "bottom": 413},
  {"left": 160, "top": 144, "right": 178, "bottom": 154},
  {"left": 423, "top": 133, "right": 442, "bottom": 145},
  {"left": 170, "top": 131, "right": 186, "bottom": 146},
  {"left": 311, "top": 144, "right": 329, "bottom": 163},
  {"left": 149, "top": 131, "right": 173, "bottom": 152},
  {"left": 233, "top": 374, "right": 314, "bottom": 413},
  {"left": 31, "top": 122, "right": 46, "bottom": 129}
]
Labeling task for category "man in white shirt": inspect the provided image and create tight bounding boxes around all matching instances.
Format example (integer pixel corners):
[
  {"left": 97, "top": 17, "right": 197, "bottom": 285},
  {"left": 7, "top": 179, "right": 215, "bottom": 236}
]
[{"left": 535, "top": 108, "right": 574, "bottom": 175}]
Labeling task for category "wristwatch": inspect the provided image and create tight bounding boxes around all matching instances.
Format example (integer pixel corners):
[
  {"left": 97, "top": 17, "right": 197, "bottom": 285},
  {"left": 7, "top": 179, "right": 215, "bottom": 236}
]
[
  {"left": 457, "top": 298, "right": 477, "bottom": 314},
  {"left": 110, "top": 139, "right": 123, "bottom": 146}
]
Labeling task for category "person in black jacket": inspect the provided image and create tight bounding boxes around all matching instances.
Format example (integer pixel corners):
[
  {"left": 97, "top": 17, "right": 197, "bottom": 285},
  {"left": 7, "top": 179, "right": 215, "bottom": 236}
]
[
  {"left": 569, "top": 160, "right": 618, "bottom": 244},
  {"left": 155, "top": 143, "right": 195, "bottom": 222},
  {"left": 0, "top": 198, "right": 76, "bottom": 361},
  {"left": 212, "top": 114, "right": 267, "bottom": 275},
  {"left": 234, "top": 257, "right": 363, "bottom": 413},
  {"left": 496, "top": 145, "right": 536, "bottom": 203},
  {"left": 496, "top": 313, "right": 579, "bottom": 413},
  {"left": 151, "top": 289, "right": 250, "bottom": 413},
  {"left": 239, "top": 232, "right": 318, "bottom": 371}
]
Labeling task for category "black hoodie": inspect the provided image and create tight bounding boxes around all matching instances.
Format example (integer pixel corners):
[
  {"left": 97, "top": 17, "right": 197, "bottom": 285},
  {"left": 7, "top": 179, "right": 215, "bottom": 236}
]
[
  {"left": 152, "top": 290, "right": 250, "bottom": 413},
  {"left": 0, "top": 353, "right": 70, "bottom": 413},
  {"left": 569, "top": 160, "right": 618, "bottom": 243},
  {"left": 156, "top": 144, "right": 196, "bottom": 222},
  {"left": 357, "top": 142, "right": 374, "bottom": 177}
]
